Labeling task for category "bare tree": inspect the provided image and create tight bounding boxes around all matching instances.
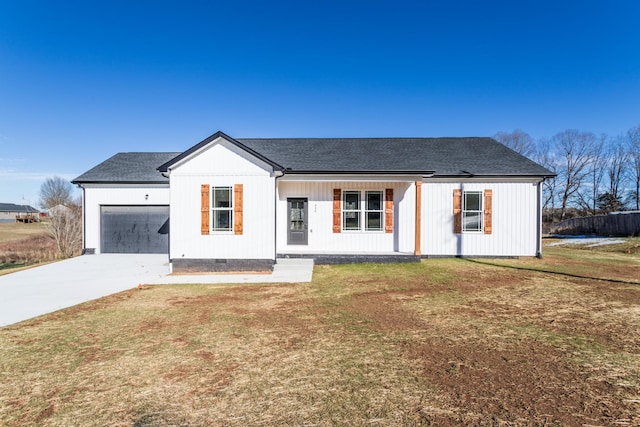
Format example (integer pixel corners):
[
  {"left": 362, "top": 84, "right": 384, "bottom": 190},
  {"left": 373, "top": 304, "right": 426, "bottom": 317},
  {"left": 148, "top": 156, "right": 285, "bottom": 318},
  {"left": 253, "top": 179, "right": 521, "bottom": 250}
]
[
  {"left": 40, "top": 177, "right": 81, "bottom": 258},
  {"left": 46, "top": 200, "right": 82, "bottom": 259},
  {"left": 604, "top": 136, "right": 630, "bottom": 211},
  {"left": 628, "top": 125, "right": 640, "bottom": 210},
  {"left": 552, "top": 129, "right": 596, "bottom": 220},
  {"left": 535, "top": 137, "right": 559, "bottom": 219},
  {"left": 39, "top": 176, "right": 74, "bottom": 209},
  {"left": 493, "top": 129, "right": 537, "bottom": 158},
  {"left": 576, "top": 135, "right": 606, "bottom": 216}
]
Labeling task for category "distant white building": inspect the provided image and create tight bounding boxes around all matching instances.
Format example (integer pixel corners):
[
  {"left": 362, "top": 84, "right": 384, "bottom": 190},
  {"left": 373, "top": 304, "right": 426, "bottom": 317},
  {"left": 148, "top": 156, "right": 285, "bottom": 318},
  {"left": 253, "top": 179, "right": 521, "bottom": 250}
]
[{"left": 48, "top": 204, "right": 72, "bottom": 218}]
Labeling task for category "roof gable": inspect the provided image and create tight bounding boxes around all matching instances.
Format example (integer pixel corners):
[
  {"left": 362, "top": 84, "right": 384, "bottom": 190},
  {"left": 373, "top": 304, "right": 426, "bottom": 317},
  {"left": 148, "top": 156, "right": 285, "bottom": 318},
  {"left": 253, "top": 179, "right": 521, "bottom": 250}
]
[{"left": 157, "top": 131, "right": 283, "bottom": 173}]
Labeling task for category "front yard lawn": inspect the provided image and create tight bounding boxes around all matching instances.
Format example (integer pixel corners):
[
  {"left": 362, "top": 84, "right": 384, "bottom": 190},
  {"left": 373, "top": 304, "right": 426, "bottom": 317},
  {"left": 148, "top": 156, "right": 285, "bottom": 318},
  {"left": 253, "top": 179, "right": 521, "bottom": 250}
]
[{"left": 1, "top": 244, "right": 638, "bottom": 426}]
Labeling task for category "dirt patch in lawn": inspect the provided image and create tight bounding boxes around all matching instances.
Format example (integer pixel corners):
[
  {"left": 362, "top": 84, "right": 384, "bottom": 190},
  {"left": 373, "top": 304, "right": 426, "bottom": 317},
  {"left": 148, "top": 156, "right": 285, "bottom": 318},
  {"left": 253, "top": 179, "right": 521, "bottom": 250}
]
[{"left": 346, "top": 265, "right": 640, "bottom": 425}]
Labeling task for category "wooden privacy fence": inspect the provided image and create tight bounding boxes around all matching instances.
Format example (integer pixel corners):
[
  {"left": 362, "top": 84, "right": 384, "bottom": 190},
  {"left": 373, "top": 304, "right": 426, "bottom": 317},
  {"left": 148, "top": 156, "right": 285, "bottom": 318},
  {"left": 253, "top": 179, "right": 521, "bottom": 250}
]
[{"left": 549, "top": 212, "right": 640, "bottom": 237}]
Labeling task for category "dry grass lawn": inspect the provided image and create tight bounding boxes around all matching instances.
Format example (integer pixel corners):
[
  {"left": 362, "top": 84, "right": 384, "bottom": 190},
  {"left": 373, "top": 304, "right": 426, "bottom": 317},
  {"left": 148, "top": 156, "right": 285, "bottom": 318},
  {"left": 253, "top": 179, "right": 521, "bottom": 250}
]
[
  {"left": 0, "top": 241, "right": 638, "bottom": 426},
  {"left": 0, "top": 222, "right": 48, "bottom": 243},
  {"left": 0, "top": 222, "right": 56, "bottom": 274}
]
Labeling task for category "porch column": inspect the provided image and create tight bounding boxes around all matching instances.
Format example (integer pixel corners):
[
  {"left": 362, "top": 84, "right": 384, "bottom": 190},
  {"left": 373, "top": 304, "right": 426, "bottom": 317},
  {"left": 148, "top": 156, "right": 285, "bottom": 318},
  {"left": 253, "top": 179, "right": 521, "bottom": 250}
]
[{"left": 415, "top": 181, "right": 422, "bottom": 256}]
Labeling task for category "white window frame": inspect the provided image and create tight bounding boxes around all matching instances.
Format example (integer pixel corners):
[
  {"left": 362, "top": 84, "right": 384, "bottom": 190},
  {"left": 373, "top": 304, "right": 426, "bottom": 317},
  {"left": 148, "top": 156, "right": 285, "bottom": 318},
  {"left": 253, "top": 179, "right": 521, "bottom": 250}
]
[
  {"left": 365, "top": 190, "right": 384, "bottom": 231},
  {"left": 342, "top": 190, "right": 385, "bottom": 232},
  {"left": 342, "top": 191, "right": 361, "bottom": 231},
  {"left": 462, "top": 191, "right": 483, "bottom": 233},
  {"left": 212, "top": 186, "right": 233, "bottom": 232}
]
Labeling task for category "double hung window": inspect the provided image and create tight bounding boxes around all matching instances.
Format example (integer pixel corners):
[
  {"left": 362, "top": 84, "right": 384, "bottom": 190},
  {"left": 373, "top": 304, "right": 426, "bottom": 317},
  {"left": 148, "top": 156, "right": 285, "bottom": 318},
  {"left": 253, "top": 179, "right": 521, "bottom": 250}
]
[
  {"left": 462, "top": 191, "right": 483, "bottom": 232},
  {"left": 343, "top": 191, "right": 360, "bottom": 230},
  {"left": 342, "top": 190, "right": 384, "bottom": 231},
  {"left": 365, "top": 191, "right": 383, "bottom": 231},
  {"left": 212, "top": 186, "right": 233, "bottom": 231}
]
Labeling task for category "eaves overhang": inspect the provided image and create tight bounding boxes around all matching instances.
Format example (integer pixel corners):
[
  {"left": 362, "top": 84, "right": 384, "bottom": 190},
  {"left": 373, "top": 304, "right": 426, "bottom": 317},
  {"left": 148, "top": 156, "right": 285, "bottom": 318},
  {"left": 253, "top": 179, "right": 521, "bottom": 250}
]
[
  {"left": 71, "top": 180, "right": 169, "bottom": 185},
  {"left": 431, "top": 172, "right": 557, "bottom": 179},
  {"left": 281, "top": 169, "right": 436, "bottom": 176}
]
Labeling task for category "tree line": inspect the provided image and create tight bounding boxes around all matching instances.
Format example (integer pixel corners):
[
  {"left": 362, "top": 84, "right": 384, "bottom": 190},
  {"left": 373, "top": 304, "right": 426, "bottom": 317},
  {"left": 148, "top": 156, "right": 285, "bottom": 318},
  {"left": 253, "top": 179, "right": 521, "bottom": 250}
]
[{"left": 494, "top": 125, "right": 640, "bottom": 222}]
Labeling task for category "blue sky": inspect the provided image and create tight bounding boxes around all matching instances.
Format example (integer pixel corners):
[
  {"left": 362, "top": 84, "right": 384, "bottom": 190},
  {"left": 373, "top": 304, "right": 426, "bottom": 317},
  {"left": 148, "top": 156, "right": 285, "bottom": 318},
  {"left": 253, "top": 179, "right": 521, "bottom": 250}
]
[{"left": 1, "top": 1, "right": 639, "bottom": 207}]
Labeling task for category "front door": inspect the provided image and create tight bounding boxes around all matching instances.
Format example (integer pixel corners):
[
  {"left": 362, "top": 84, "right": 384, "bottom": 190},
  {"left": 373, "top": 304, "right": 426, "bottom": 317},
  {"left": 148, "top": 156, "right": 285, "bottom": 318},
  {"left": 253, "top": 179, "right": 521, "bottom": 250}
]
[{"left": 287, "top": 198, "right": 308, "bottom": 245}]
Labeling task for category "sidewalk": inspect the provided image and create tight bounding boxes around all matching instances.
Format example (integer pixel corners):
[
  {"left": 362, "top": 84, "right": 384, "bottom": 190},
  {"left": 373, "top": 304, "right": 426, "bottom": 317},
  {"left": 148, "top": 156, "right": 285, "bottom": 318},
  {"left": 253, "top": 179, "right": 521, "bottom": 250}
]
[{"left": 149, "top": 258, "right": 315, "bottom": 284}]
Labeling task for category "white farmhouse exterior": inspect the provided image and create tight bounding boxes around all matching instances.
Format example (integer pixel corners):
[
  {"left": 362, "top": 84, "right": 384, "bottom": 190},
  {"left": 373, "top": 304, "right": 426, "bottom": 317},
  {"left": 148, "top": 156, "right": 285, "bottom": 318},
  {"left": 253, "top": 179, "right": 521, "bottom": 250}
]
[{"left": 73, "top": 131, "right": 554, "bottom": 272}]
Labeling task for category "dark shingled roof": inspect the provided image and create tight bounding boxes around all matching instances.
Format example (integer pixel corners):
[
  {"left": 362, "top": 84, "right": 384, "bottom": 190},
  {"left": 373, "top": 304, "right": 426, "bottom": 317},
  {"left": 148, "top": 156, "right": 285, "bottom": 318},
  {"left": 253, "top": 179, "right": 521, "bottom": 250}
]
[
  {"left": 72, "top": 152, "right": 181, "bottom": 183},
  {"left": 75, "top": 134, "right": 554, "bottom": 183},
  {"left": 0, "top": 203, "right": 39, "bottom": 213},
  {"left": 237, "top": 137, "right": 553, "bottom": 177}
]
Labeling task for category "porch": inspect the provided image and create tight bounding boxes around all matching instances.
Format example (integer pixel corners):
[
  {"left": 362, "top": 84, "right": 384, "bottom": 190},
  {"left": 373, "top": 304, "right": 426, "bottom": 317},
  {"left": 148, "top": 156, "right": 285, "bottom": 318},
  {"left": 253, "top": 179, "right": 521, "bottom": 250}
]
[{"left": 277, "top": 251, "right": 420, "bottom": 264}]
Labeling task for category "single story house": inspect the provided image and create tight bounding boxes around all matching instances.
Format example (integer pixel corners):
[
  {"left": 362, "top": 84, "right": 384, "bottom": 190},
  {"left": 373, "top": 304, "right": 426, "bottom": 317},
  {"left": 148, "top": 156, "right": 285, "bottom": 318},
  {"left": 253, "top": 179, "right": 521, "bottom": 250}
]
[
  {"left": 72, "top": 131, "right": 554, "bottom": 272},
  {"left": 0, "top": 203, "right": 39, "bottom": 223}
]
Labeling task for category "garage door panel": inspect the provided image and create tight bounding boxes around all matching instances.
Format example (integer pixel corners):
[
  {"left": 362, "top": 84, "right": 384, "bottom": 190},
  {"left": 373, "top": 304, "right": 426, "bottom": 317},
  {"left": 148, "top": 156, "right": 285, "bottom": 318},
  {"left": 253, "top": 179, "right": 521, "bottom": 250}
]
[{"left": 101, "top": 206, "right": 169, "bottom": 253}]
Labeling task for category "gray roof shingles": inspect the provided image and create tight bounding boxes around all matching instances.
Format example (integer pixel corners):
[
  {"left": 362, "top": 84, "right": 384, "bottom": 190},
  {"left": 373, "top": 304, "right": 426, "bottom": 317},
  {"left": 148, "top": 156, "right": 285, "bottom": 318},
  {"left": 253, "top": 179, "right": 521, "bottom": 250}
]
[
  {"left": 237, "top": 137, "right": 553, "bottom": 176},
  {"left": 0, "top": 203, "right": 38, "bottom": 213},
  {"left": 73, "top": 135, "right": 554, "bottom": 183},
  {"left": 72, "top": 152, "right": 181, "bottom": 183}
]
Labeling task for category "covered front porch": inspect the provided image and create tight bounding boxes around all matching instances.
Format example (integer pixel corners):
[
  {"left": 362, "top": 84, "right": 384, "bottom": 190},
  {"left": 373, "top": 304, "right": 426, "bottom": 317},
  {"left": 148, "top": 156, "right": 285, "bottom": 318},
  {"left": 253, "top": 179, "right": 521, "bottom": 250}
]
[{"left": 276, "top": 177, "right": 425, "bottom": 259}]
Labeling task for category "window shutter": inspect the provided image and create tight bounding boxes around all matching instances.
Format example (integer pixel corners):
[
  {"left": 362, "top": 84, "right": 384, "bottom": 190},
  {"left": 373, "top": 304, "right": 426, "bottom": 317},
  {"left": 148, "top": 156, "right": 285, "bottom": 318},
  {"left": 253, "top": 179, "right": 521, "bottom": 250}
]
[
  {"left": 201, "top": 184, "right": 210, "bottom": 235},
  {"left": 453, "top": 189, "right": 462, "bottom": 234},
  {"left": 234, "top": 184, "right": 243, "bottom": 235},
  {"left": 484, "top": 189, "right": 492, "bottom": 234},
  {"left": 333, "top": 189, "right": 341, "bottom": 233},
  {"left": 385, "top": 188, "right": 393, "bottom": 233}
]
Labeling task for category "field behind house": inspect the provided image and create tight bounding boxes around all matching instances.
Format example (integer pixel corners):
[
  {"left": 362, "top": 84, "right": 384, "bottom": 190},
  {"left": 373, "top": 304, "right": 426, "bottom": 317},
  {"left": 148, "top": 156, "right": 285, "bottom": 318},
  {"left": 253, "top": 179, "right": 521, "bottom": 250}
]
[
  {"left": 0, "top": 241, "right": 639, "bottom": 426},
  {"left": 0, "top": 222, "right": 57, "bottom": 274}
]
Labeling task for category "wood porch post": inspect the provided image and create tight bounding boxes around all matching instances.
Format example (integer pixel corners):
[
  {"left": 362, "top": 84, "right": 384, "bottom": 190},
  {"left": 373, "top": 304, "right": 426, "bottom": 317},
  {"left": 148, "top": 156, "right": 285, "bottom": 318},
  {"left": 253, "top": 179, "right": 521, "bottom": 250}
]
[{"left": 415, "top": 181, "right": 422, "bottom": 256}]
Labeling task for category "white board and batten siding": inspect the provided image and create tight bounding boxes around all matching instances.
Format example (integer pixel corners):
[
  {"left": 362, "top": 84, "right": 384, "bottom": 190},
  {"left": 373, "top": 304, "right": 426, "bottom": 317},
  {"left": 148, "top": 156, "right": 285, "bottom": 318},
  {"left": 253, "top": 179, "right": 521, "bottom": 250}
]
[
  {"left": 422, "top": 180, "right": 541, "bottom": 257},
  {"left": 277, "top": 180, "right": 415, "bottom": 254},
  {"left": 82, "top": 184, "right": 170, "bottom": 254},
  {"left": 168, "top": 139, "right": 276, "bottom": 261},
  {"left": 279, "top": 180, "right": 541, "bottom": 257}
]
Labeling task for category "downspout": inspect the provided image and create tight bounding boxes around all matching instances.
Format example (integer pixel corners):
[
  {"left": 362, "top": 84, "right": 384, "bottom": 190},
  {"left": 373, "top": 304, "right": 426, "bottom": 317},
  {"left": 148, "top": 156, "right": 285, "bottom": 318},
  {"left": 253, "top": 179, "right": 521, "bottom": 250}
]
[
  {"left": 536, "top": 180, "right": 543, "bottom": 258},
  {"left": 80, "top": 185, "right": 87, "bottom": 254},
  {"left": 160, "top": 170, "right": 171, "bottom": 267},
  {"left": 274, "top": 170, "right": 285, "bottom": 265}
]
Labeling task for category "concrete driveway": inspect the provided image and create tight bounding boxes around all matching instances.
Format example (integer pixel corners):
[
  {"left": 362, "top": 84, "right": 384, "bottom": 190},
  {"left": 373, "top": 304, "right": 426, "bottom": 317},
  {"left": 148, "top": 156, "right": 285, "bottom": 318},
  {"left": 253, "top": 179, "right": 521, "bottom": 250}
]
[
  {"left": 0, "top": 255, "right": 169, "bottom": 327},
  {"left": 0, "top": 255, "right": 313, "bottom": 327}
]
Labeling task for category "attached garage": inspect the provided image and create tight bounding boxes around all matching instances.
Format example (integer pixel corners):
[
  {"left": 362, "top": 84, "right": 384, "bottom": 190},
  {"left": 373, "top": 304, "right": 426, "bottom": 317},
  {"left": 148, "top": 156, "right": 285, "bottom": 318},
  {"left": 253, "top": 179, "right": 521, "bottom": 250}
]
[{"left": 100, "top": 206, "right": 169, "bottom": 254}]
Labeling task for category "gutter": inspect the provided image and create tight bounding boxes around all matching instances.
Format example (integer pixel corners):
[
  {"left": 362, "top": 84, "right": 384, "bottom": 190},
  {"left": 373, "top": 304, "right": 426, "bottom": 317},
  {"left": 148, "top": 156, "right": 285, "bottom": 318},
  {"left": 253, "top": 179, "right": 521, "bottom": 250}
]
[
  {"left": 71, "top": 180, "right": 170, "bottom": 185},
  {"left": 281, "top": 170, "right": 436, "bottom": 176},
  {"left": 274, "top": 170, "right": 284, "bottom": 264}
]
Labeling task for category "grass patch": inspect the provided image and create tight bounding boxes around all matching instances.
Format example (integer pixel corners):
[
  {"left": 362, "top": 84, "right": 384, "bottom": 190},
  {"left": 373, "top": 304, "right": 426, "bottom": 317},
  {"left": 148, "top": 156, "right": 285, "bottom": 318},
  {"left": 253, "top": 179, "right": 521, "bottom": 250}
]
[
  {"left": 0, "top": 222, "right": 48, "bottom": 243},
  {"left": 470, "top": 239, "right": 640, "bottom": 284},
  {"left": 0, "top": 247, "right": 639, "bottom": 425},
  {"left": 0, "top": 222, "right": 58, "bottom": 273},
  {"left": 0, "top": 262, "right": 26, "bottom": 271}
]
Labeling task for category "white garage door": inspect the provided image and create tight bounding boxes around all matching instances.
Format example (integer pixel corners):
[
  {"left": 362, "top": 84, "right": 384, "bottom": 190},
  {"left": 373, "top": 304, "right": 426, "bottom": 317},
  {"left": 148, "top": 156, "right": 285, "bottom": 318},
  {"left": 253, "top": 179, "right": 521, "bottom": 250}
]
[{"left": 100, "top": 206, "right": 169, "bottom": 254}]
